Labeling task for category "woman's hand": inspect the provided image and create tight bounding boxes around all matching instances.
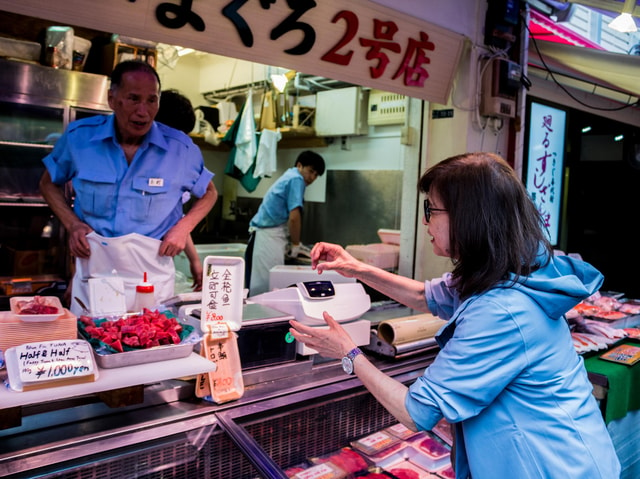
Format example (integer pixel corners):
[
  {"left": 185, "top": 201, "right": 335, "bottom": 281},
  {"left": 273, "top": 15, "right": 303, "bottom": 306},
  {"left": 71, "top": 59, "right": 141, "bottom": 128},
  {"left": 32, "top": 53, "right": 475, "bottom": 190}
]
[
  {"left": 290, "top": 310, "right": 417, "bottom": 430},
  {"left": 310, "top": 242, "right": 363, "bottom": 278},
  {"left": 289, "top": 311, "right": 356, "bottom": 359}
]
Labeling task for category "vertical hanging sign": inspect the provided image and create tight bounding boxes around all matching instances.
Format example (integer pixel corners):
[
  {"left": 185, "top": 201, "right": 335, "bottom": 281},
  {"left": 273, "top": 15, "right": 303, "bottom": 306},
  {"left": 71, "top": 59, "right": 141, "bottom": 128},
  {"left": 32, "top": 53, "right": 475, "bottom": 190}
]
[{"left": 525, "top": 102, "right": 567, "bottom": 246}]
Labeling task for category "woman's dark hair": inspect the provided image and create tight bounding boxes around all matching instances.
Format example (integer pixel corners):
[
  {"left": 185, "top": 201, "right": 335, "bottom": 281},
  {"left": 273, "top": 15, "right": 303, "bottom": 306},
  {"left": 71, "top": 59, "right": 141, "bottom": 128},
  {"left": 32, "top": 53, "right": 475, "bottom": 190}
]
[
  {"left": 419, "top": 152, "right": 552, "bottom": 299},
  {"left": 110, "top": 60, "right": 161, "bottom": 91},
  {"left": 295, "top": 150, "right": 326, "bottom": 176},
  {"left": 156, "top": 89, "right": 196, "bottom": 134}
]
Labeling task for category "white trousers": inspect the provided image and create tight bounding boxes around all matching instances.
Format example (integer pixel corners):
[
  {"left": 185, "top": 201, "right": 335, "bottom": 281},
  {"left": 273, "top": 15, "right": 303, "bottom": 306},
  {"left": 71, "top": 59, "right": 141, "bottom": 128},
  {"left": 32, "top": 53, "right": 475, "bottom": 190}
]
[{"left": 249, "top": 224, "right": 287, "bottom": 296}]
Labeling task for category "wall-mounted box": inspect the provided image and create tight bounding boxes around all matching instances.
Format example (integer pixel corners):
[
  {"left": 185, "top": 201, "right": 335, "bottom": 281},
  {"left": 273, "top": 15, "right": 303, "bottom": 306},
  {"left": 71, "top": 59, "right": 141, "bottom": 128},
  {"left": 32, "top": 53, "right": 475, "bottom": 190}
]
[
  {"left": 368, "top": 90, "right": 406, "bottom": 126},
  {"left": 315, "top": 86, "right": 369, "bottom": 136}
]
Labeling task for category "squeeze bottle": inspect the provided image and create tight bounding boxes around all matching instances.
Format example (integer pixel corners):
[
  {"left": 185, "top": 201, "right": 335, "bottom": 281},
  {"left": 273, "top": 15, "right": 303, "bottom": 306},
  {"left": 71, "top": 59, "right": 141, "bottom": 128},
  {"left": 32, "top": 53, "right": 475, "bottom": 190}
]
[{"left": 134, "top": 272, "right": 156, "bottom": 312}]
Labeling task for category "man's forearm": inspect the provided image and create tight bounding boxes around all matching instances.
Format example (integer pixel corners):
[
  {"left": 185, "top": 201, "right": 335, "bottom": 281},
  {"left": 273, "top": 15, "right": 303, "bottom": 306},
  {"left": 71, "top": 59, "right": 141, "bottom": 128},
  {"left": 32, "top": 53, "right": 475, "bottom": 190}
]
[{"left": 178, "top": 181, "right": 218, "bottom": 233}]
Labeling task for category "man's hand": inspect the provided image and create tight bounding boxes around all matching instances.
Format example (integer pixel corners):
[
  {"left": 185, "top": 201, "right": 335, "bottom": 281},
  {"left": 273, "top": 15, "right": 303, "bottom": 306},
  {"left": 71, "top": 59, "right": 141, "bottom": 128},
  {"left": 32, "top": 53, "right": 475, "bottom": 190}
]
[
  {"left": 68, "top": 221, "right": 94, "bottom": 259},
  {"left": 289, "top": 243, "right": 301, "bottom": 258},
  {"left": 189, "top": 260, "right": 203, "bottom": 291},
  {"left": 159, "top": 223, "right": 189, "bottom": 257}
]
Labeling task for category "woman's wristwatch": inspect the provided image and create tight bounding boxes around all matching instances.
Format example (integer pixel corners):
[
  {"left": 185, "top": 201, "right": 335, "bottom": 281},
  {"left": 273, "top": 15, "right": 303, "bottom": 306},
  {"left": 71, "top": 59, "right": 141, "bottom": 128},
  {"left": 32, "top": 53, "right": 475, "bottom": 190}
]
[{"left": 341, "top": 347, "right": 363, "bottom": 375}]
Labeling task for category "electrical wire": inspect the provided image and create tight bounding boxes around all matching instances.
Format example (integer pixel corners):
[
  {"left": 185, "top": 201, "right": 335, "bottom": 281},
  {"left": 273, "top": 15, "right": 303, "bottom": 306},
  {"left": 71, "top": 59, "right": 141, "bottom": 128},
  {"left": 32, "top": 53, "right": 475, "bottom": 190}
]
[{"left": 522, "top": 13, "right": 640, "bottom": 112}]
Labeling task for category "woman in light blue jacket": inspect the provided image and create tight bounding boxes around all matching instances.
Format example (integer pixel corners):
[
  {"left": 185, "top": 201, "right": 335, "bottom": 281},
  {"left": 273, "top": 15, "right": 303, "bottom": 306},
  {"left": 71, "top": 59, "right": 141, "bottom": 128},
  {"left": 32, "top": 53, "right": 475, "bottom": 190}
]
[{"left": 290, "top": 152, "right": 620, "bottom": 479}]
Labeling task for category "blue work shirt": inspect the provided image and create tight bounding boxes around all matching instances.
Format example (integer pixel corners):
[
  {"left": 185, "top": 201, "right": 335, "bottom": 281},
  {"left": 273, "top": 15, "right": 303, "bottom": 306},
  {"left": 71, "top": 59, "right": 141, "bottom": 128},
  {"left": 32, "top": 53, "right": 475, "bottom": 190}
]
[
  {"left": 43, "top": 114, "right": 213, "bottom": 240},
  {"left": 249, "top": 167, "right": 305, "bottom": 229},
  {"left": 406, "top": 252, "right": 621, "bottom": 479}
]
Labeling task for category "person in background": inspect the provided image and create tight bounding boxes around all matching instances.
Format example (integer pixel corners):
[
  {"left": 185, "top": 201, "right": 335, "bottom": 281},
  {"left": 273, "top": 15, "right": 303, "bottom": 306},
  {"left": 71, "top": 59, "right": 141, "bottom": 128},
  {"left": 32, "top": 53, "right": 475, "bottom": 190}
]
[
  {"left": 155, "top": 88, "right": 204, "bottom": 291},
  {"left": 39, "top": 60, "right": 217, "bottom": 314},
  {"left": 245, "top": 150, "right": 325, "bottom": 296},
  {"left": 289, "top": 152, "right": 620, "bottom": 479}
]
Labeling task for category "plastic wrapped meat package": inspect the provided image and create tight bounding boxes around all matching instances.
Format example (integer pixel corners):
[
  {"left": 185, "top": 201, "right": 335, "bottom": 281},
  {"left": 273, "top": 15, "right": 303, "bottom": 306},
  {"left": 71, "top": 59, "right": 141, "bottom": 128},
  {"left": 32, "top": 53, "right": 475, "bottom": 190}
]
[
  {"left": 288, "top": 461, "right": 347, "bottom": 479},
  {"left": 309, "top": 447, "right": 373, "bottom": 477},
  {"left": 434, "top": 465, "right": 455, "bottom": 479},
  {"left": 382, "top": 455, "right": 440, "bottom": 479},
  {"left": 431, "top": 418, "right": 453, "bottom": 447},
  {"left": 385, "top": 423, "right": 421, "bottom": 441},
  {"left": 406, "top": 432, "right": 451, "bottom": 472},
  {"left": 363, "top": 441, "right": 410, "bottom": 464},
  {"left": 351, "top": 430, "right": 400, "bottom": 457}
]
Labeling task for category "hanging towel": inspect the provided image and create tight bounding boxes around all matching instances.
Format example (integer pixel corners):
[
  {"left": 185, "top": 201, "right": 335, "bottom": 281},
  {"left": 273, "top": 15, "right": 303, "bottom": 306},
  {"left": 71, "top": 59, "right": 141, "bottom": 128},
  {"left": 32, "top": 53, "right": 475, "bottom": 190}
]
[
  {"left": 223, "top": 100, "right": 261, "bottom": 193},
  {"left": 233, "top": 89, "right": 257, "bottom": 174},
  {"left": 253, "top": 128, "right": 281, "bottom": 178}
]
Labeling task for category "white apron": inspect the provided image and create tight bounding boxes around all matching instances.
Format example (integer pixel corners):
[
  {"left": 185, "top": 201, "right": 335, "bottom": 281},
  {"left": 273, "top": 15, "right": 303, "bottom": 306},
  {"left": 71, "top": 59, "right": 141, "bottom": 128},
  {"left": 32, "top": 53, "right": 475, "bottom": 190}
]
[
  {"left": 249, "top": 224, "right": 287, "bottom": 297},
  {"left": 71, "top": 232, "right": 175, "bottom": 316}
]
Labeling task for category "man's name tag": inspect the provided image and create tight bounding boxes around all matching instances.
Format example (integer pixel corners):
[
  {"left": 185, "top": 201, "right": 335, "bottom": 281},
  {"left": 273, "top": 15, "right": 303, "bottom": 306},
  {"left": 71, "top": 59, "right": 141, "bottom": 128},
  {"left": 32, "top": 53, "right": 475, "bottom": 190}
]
[{"left": 148, "top": 178, "right": 164, "bottom": 187}]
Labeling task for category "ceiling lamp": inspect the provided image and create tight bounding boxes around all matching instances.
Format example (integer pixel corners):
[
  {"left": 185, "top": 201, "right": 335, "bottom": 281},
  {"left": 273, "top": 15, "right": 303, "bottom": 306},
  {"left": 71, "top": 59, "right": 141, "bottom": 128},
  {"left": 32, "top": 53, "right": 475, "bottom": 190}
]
[
  {"left": 270, "top": 70, "right": 296, "bottom": 93},
  {"left": 609, "top": 0, "right": 637, "bottom": 33}
]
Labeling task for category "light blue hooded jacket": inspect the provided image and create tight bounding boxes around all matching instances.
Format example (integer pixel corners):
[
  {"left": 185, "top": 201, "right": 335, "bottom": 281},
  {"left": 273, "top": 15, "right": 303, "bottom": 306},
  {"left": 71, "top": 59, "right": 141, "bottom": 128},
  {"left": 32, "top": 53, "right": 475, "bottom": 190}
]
[{"left": 406, "top": 253, "right": 621, "bottom": 479}]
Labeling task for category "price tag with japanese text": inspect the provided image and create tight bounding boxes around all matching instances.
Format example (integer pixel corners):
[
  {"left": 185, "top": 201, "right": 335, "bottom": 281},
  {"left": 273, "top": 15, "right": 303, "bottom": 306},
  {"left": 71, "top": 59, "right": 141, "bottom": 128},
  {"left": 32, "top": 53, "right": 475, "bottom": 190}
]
[
  {"left": 200, "top": 256, "right": 244, "bottom": 332},
  {"left": 202, "top": 324, "right": 244, "bottom": 404}
]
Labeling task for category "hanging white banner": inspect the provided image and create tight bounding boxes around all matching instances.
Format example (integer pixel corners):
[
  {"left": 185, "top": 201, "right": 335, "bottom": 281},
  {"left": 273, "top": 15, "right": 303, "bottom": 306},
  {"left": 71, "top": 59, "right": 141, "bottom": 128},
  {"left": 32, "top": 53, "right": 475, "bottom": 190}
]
[{"left": 0, "top": 0, "right": 465, "bottom": 102}]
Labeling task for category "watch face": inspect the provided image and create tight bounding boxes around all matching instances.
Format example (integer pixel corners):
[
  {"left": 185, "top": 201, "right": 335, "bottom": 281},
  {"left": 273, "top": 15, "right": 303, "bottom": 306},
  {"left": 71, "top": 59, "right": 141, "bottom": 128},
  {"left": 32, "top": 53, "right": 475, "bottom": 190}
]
[{"left": 342, "top": 356, "right": 354, "bottom": 375}]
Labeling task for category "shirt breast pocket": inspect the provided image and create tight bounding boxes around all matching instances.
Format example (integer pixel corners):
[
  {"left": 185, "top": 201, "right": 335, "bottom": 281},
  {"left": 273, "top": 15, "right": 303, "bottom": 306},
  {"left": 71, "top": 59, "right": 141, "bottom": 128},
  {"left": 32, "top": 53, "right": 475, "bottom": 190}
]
[
  {"left": 75, "top": 173, "right": 117, "bottom": 219},
  {"left": 132, "top": 176, "right": 172, "bottom": 222}
]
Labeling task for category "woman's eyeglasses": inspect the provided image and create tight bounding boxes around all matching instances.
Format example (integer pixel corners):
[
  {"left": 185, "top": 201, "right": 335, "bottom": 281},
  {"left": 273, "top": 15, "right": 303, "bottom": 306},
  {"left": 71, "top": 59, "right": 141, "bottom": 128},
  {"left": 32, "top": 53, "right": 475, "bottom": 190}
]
[{"left": 424, "top": 199, "right": 446, "bottom": 222}]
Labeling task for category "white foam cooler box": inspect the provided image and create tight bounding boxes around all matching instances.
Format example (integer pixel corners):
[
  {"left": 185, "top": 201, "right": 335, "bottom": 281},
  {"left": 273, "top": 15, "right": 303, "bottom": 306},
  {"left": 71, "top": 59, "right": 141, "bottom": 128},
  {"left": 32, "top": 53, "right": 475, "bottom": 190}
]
[
  {"left": 250, "top": 282, "right": 372, "bottom": 355},
  {"left": 346, "top": 228, "right": 401, "bottom": 270}
]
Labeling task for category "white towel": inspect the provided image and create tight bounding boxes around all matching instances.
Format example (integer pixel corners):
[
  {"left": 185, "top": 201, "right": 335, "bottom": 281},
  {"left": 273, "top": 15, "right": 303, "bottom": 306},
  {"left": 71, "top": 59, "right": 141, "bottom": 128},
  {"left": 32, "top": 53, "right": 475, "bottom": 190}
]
[
  {"left": 233, "top": 90, "right": 257, "bottom": 174},
  {"left": 253, "top": 128, "right": 281, "bottom": 178}
]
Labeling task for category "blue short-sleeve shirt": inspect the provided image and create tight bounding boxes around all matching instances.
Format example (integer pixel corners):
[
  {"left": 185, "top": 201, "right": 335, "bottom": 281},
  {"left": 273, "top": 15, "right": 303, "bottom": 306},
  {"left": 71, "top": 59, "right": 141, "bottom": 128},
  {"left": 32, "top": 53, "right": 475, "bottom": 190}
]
[
  {"left": 249, "top": 167, "right": 305, "bottom": 228},
  {"left": 43, "top": 114, "right": 214, "bottom": 239}
]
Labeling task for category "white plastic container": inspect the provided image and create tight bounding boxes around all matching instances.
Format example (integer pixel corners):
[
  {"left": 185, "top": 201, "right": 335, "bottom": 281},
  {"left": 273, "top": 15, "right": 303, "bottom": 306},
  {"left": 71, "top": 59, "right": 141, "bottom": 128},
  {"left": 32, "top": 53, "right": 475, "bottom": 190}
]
[{"left": 72, "top": 36, "right": 91, "bottom": 71}]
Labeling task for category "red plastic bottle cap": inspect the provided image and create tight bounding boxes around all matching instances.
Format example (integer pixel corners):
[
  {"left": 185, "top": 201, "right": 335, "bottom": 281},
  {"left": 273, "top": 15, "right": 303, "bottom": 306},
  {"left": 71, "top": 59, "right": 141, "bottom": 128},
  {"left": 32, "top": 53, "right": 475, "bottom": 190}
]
[
  {"left": 137, "top": 272, "right": 154, "bottom": 293},
  {"left": 136, "top": 284, "right": 154, "bottom": 293}
]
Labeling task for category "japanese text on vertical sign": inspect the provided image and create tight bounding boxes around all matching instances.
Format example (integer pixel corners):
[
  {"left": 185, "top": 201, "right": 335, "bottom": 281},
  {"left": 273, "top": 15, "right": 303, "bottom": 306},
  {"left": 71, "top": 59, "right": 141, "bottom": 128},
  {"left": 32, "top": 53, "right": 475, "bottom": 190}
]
[
  {"left": 204, "top": 266, "right": 234, "bottom": 322},
  {"left": 531, "top": 113, "right": 557, "bottom": 229},
  {"left": 525, "top": 102, "right": 566, "bottom": 246},
  {"left": 151, "top": 0, "right": 437, "bottom": 88}
]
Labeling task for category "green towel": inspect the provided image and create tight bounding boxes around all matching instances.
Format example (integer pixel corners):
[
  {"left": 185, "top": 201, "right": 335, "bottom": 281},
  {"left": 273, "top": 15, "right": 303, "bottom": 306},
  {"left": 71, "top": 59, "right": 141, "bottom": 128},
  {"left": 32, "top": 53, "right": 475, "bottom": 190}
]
[{"left": 584, "top": 342, "right": 640, "bottom": 423}]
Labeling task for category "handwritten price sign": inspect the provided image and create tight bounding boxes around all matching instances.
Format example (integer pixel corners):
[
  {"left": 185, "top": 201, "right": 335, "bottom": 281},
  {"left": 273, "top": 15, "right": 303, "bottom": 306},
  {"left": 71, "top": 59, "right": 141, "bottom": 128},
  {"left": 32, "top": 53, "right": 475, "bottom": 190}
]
[{"left": 15, "top": 340, "right": 96, "bottom": 384}]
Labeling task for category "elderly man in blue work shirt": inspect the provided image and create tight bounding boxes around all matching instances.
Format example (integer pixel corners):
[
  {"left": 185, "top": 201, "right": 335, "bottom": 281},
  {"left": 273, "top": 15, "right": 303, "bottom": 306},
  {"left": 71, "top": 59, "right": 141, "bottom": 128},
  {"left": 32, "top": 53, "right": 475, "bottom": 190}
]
[{"left": 39, "top": 60, "right": 217, "bottom": 314}]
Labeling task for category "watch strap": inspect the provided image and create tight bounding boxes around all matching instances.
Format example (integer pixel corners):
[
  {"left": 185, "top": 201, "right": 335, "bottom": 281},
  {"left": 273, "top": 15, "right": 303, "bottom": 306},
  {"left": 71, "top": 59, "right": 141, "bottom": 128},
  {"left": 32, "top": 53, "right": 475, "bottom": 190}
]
[{"left": 347, "top": 347, "right": 363, "bottom": 361}]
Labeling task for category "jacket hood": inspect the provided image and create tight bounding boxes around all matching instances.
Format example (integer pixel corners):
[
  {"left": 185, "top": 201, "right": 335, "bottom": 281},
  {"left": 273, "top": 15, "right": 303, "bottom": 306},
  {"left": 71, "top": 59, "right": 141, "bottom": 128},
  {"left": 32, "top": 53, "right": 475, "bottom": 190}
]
[{"left": 507, "top": 252, "right": 603, "bottom": 320}]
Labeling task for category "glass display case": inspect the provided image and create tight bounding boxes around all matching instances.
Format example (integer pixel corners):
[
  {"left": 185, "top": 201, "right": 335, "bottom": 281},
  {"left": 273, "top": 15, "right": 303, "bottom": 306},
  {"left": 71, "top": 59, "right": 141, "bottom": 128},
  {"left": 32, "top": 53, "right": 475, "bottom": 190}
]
[{"left": 0, "top": 348, "right": 436, "bottom": 479}]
